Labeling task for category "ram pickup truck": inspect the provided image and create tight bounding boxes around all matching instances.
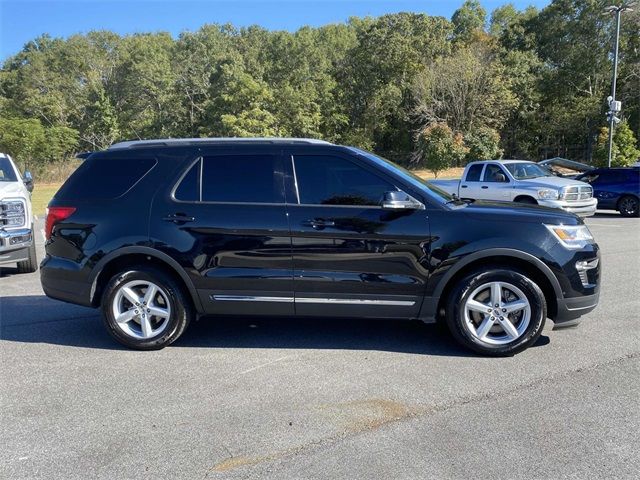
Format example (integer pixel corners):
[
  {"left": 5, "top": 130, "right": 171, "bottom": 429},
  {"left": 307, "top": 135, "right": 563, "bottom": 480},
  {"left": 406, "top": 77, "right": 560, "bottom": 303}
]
[
  {"left": 431, "top": 160, "right": 597, "bottom": 217},
  {"left": 0, "top": 153, "right": 37, "bottom": 272}
]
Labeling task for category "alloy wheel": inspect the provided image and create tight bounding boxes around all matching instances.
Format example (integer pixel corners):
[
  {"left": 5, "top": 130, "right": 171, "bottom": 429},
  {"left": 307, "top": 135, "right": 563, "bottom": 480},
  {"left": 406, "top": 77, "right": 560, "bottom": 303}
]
[
  {"left": 111, "top": 280, "right": 172, "bottom": 339},
  {"left": 463, "top": 281, "right": 531, "bottom": 346}
]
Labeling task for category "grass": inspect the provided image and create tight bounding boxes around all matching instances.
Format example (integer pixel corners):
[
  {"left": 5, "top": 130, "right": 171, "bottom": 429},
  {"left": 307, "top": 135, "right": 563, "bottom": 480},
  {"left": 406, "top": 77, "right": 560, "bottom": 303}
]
[{"left": 31, "top": 184, "right": 62, "bottom": 217}]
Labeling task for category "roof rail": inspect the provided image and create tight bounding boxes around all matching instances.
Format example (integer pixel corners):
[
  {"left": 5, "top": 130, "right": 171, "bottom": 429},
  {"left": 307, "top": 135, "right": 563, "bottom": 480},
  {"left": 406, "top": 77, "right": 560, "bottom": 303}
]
[{"left": 108, "top": 137, "right": 333, "bottom": 149}]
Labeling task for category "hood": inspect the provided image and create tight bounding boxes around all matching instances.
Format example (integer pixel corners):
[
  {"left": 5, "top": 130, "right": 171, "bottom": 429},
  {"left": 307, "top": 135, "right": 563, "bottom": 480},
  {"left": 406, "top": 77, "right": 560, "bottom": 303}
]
[
  {"left": 0, "top": 180, "right": 28, "bottom": 199},
  {"left": 538, "top": 157, "right": 593, "bottom": 172},
  {"left": 460, "top": 200, "right": 581, "bottom": 225},
  {"left": 518, "top": 175, "right": 591, "bottom": 189}
]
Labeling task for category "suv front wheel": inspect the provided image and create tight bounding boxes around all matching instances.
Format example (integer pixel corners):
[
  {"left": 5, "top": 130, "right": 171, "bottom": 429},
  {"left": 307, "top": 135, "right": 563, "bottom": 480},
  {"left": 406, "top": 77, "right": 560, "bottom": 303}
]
[
  {"left": 102, "top": 267, "right": 193, "bottom": 350},
  {"left": 446, "top": 268, "right": 547, "bottom": 356}
]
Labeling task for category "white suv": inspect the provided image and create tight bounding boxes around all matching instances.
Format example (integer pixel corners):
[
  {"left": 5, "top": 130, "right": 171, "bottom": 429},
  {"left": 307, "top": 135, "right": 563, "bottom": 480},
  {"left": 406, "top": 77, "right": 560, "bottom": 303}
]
[{"left": 0, "top": 153, "right": 37, "bottom": 273}]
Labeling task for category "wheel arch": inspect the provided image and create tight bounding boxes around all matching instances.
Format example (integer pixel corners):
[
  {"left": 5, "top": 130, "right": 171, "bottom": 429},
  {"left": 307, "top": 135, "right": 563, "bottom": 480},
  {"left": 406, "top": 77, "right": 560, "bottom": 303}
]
[
  {"left": 89, "top": 246, "right": 203, "bottom": 312},
  {"left": 431, "top": 248, "right": 562, "bottom": 321},
  {"left": 513, "top": 195, "right": 538, "bottom": 204}
]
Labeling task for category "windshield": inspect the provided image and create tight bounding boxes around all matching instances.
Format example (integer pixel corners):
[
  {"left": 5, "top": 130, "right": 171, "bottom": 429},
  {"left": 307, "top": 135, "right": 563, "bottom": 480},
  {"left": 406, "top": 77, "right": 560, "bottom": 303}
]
[
  {"left": 503, "top": 162, "right": 551, "bottom": 180},
  {"left": 347, "top": 147, "right": 456, "bottom": 205},
  {"left": 0, "top": 157, "right": 19, "bottom": 182}
]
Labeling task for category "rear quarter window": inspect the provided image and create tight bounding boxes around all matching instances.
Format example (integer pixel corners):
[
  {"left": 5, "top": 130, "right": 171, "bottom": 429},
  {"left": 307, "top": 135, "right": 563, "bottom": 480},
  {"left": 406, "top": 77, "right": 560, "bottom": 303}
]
[{"left": 56, "top": 155, "right": 157, "bottom": 200}]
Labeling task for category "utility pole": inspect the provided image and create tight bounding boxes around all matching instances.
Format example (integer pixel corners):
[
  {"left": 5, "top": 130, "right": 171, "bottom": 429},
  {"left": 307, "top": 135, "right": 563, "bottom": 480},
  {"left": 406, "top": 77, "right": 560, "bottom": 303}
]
[{"left": 604, "top": 3, "right": 635, "bottom": 168}]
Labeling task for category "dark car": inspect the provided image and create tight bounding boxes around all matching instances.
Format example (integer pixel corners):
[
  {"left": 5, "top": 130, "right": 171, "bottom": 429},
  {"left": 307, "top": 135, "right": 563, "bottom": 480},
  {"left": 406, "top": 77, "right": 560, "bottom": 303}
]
[
  {"left": 40, "top": 138, "right": 601, "bottom": 355},
  {"left": 576, "top": 167, "right": 640, "bottom": 217}
]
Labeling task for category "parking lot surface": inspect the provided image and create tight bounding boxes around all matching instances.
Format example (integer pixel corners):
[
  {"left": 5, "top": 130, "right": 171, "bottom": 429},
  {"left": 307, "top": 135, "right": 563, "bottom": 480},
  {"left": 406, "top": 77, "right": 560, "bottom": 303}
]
[{"left": 1, "top": 213, "right": 639, "bottom": 479}]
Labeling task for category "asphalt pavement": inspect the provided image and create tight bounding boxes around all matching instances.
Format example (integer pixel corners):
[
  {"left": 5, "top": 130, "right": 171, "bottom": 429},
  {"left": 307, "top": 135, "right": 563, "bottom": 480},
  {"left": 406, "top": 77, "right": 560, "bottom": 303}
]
[{"left": 1, "top": 212, "right": 639, "bottom": 479}]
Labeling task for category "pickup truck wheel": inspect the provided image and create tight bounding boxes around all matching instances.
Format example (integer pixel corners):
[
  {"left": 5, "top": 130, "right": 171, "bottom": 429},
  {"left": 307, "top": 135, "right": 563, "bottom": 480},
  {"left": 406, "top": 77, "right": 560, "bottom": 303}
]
[
  {"left": 445, "top": 268, "right": 547, "bottom": 356},
  {"left": 102, "top": 267, "right": 193, "bottom": 350},
  {"left": 617, "top": 195, "right": 639, "bottom": 217},
  {"left": 16, "top": 240, "right": 38, "bottom": 273}
]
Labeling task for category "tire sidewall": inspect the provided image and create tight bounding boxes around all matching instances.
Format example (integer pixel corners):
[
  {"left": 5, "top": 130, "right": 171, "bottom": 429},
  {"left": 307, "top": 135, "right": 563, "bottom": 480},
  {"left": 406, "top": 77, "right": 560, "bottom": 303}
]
[
  {"left": 618, "top": 196, "right": 639, "bottom": 217},
  {"left": 447, "top": 269, "right": 547, "bottom": 356},
  {"left": 102, "top": 268, "right": 189, "bottom": 350}
]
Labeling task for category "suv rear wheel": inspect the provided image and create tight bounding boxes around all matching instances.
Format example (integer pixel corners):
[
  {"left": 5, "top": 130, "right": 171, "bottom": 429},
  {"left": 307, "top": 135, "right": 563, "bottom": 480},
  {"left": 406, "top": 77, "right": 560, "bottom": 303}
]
[
  {"left": 102, "top": 267, "right": 193, "bottom": 350},
  {"left": 445, "top": 268, "right": 546, "bottom": 356}
]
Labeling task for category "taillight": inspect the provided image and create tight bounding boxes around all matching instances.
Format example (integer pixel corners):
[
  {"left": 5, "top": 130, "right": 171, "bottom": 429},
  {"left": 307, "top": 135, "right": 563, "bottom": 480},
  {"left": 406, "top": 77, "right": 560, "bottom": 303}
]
[{"left": 45, "top": 206, "right": 76, "bottom": 240}]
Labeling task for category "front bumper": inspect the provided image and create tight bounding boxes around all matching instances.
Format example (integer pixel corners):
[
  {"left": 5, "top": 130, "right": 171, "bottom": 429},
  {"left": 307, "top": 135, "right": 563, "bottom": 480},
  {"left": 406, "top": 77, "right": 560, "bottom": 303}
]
[
  {"left": 0, "top": 228, "right": 33, "bottom": 265},
  {"left": 538, "top": 198, "right": 598, "bottom": 217},
  {"left": 553, "top": 291, "right": 600, "bottom": 327}
]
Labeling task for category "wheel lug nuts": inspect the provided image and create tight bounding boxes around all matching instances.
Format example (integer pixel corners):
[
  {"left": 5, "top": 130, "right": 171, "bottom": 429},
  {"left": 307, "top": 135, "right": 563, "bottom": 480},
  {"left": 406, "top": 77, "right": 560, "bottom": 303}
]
[
  {"left": 487, "top": 308, "right": 492, "bottom": 313},
  {"left": 134, "top": 310, "right": 139, "bottom": 314},
  {"left": 502, "top": 308, "right": 507, "bottom": 312},
  {"left": 494, "top": 304, "right": 499, "bottom": 307},
  {"left": 499, "top": 316, "right": 504, "bottom": 320},
  {"left": 490, "top": 316, "right": 495, "bottom": 320}
]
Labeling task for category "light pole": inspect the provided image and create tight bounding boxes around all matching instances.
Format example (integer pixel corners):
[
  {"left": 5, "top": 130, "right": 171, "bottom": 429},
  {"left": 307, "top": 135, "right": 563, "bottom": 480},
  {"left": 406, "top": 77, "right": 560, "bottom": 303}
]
[{"left": 604, "top": 2, "right": 635, "bottom": 168}]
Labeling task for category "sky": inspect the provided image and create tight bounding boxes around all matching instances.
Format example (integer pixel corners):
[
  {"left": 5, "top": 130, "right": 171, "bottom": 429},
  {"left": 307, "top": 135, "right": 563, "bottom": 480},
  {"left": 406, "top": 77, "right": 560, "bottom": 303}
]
[{"left": 0, "top": 0, "right": 550, "bottom": 60}]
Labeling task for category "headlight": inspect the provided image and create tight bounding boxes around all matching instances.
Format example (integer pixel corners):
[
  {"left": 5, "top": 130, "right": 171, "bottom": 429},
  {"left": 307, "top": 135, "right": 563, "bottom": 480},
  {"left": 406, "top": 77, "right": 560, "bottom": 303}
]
[
  {"left": 1, "top": 200, "right": 27, "bottom": 227},
  {"left": 538, "top": 189, "right": 560, "bottom": 200},
  {"left": 545, "top": 224, "right": 593, "bottom": 250}
]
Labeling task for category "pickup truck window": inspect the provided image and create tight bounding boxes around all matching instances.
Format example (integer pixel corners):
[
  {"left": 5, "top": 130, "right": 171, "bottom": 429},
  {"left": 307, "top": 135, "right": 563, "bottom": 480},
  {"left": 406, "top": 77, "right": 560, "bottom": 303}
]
[
  {"left": 466, "top": 164, "right": 483, "bottom": 182},
  {"left": 484, "top": 164, "right": 508, "bottom": 183},
  {"left": 0, "top": 158, "right": 18, "bottom": 182},
  {"left": 503, "top": 162, "right": 550, "bottom": 180}
]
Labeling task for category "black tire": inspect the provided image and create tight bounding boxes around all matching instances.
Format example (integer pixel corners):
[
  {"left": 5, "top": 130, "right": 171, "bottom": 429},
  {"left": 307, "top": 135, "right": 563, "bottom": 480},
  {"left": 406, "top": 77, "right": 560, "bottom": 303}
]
[
  {"left": 16, "top": 240, "right": 38, "bottom": 274},
  {"left": 617, "top": 195, "right": 639, "bottom": 217},
  {"left": 514, "top": 196, "right": 537, "bottom": 205},
  {"left": 445, "top": 268, "right": 547, "bottom": 356},
  {"left": 101, "top": 266, "right": 193, "bottom": 350}
]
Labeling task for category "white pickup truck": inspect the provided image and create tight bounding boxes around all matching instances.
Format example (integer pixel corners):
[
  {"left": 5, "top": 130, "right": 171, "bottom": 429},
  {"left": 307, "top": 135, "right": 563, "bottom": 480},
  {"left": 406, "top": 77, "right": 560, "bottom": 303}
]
[
  {"left": 431, "top": 160, "right": 598, "bottom": 217},
  {"left": 0, "top": 153, "right": 37, "bottom": 272}
]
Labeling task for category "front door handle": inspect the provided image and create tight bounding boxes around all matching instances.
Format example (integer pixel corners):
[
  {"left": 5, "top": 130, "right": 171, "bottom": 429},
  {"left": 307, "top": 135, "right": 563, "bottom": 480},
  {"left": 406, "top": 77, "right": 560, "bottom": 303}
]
[
  {"left": 461, "top": 185, "right": 468, "bottom": 188},
  {"left": 303, "top": 219, "right": 335, "bottom": 229},
  {"left": 481, "top": 186, "right": 489, "bottom": 189},
  {"left": 163, "top": 213, "right": 195, "bottom": 224}
]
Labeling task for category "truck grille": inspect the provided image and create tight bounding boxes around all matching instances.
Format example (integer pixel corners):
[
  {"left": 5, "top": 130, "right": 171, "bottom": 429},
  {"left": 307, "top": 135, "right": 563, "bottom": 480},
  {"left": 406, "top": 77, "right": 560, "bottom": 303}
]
[
  {"left": 562, "top": 185, "right": 593, "bottom": 201},
  {"left": 0, "top": 200, "right": 26, "bottom": 228}
]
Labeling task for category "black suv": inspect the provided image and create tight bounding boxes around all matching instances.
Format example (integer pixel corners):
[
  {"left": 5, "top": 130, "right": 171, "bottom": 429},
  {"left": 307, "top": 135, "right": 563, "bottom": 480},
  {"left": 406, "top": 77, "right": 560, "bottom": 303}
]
[{"left": 41, "top": 138, "right": 601, "bottom": 355}]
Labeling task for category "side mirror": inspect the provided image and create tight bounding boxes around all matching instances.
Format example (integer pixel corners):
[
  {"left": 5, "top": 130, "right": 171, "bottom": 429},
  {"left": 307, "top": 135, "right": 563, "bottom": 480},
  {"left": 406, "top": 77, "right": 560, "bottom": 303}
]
[
  {"left": 23, "top": 171, "right": 34, "bottom": 193},
  {"left": 496, "top": 173, "right": 507, "bottom": 182},
  {"left": 382, "top": 191, "right": 424, "bottom": 210}
]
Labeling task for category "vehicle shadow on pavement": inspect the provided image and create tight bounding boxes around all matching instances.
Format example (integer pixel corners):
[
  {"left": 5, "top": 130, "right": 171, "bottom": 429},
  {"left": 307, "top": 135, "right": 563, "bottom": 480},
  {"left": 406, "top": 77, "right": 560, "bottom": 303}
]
[{"left": 0, "top": 295, "right": 550, "bottom": 356}]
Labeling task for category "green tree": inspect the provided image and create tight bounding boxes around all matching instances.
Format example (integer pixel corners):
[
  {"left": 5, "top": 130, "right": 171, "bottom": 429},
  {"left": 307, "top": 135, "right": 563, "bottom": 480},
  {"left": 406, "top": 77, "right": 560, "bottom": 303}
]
[
  {"left": 452, "top": 0, "right": 487, "bottom": 44},
  {"left": 594, "top": 121, "right": 640, "bottom": 167},
  {"left": 464, "top": 126, "right": 503, "bottom": 161},
  {"left": 0, "top": 117, "right": 46, "bottom": 170},
  {"left": 413, "top": 123, "right": 468, "bottom": 176}
]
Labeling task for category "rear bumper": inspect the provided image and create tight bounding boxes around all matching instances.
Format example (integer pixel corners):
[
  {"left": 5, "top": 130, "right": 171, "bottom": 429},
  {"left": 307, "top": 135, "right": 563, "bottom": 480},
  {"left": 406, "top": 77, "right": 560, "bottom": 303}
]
[
  {"left": 538, "top": 198, "right": 598, "bottom": 217},
  {"left": 0, "top": 228, "right": 32, "bottom": 265},
  {"left": 40, "top": 255, "right": 93, "bottom": 307}
]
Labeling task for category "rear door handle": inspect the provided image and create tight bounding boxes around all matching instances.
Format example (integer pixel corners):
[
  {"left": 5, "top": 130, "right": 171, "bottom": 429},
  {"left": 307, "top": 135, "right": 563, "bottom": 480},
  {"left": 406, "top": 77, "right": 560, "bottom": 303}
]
[
  {"left": 461, "top": 185, "right": 468, "bottom": 188},
  {"left": 303, "top": 219, "right": 335, "bottom": 229},
  {"left": 163, "top": 213, "right": 195, "bottom": 224},
  {"left": 481, "top": 186, "right": 489, "bottom": 189}
]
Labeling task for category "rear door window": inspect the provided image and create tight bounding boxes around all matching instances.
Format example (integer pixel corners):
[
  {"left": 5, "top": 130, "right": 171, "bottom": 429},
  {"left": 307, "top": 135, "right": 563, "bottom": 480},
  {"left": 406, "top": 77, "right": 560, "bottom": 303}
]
[
  {"left": 465, "top": 164, "right": 484, "bottom": 182},
  {"left": 199, "top": 155, "right": 282, "bottom": 203}
]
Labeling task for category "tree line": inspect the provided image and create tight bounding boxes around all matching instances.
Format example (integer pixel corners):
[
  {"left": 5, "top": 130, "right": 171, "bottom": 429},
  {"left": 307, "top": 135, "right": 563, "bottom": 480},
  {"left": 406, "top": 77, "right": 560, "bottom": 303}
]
[{"left": 0, "top": 0, "right": 638, "bottom": 179}]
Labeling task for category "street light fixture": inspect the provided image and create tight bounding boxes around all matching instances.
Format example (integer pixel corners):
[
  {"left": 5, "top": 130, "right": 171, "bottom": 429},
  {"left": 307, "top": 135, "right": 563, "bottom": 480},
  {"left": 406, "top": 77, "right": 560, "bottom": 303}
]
[{"left": 604, "top": 2, "right": 635, "bottom": 168}]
